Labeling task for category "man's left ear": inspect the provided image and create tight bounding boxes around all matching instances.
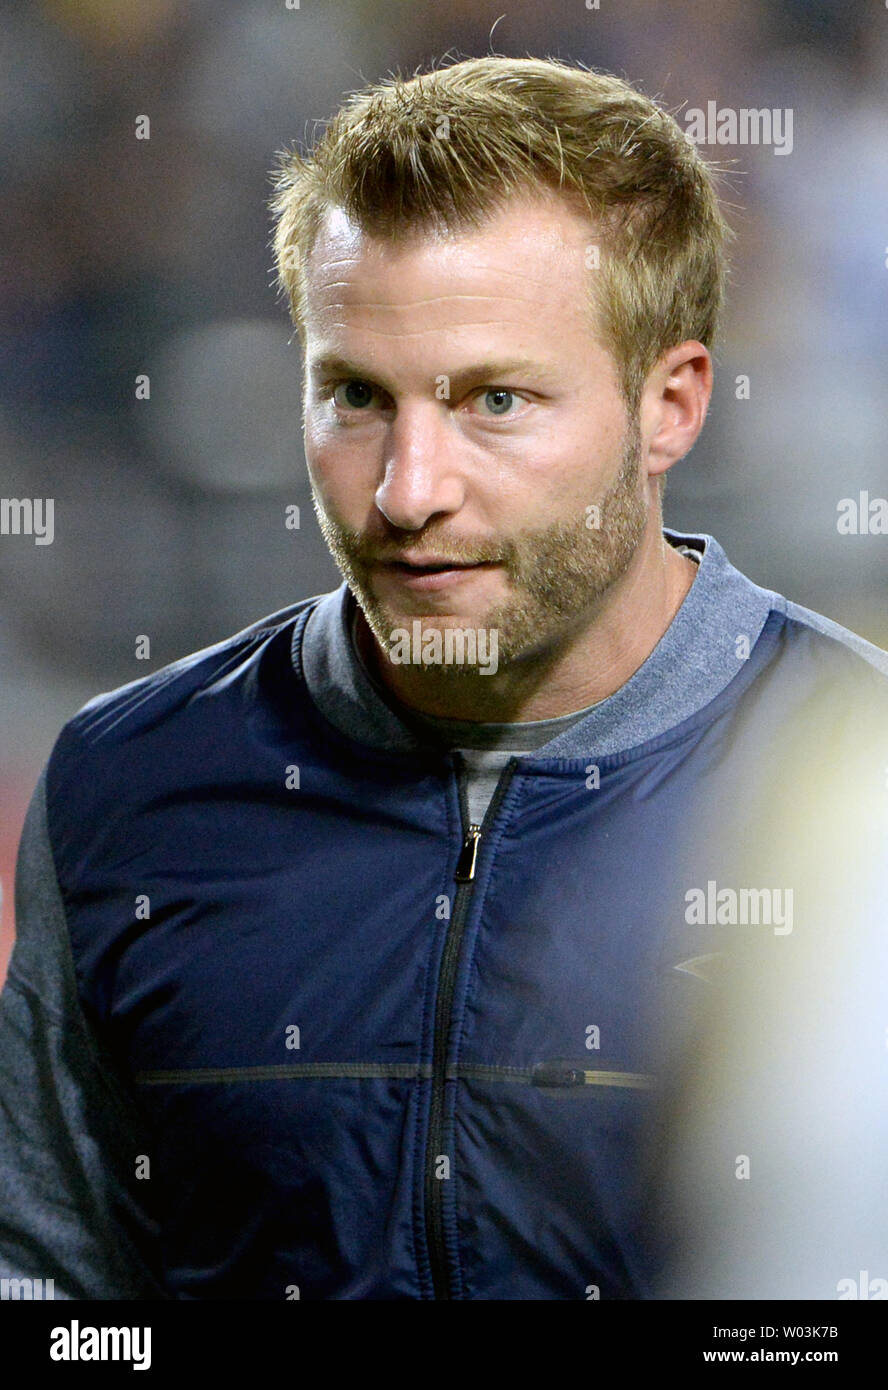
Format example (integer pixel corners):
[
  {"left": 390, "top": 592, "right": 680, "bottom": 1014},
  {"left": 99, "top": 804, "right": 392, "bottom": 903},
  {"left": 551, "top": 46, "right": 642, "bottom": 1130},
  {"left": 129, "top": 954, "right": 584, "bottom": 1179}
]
[{"left": 642, "top": 342, "right": 713, "bottom": 478}]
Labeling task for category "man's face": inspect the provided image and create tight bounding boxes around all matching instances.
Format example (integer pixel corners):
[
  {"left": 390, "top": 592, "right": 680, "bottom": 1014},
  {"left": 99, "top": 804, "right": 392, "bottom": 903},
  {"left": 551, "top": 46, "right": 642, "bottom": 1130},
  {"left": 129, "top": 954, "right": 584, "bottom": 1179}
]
[{"left": 301, "top": 190, "right": 652, "bottom": 674}]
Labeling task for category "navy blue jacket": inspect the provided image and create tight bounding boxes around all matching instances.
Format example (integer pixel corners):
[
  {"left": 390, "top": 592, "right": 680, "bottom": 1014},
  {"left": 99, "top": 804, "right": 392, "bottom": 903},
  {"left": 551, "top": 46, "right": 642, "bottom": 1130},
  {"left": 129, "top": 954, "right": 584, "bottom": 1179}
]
[{"left": 3, "top": 530, "right": 888, "bottom": 1299}]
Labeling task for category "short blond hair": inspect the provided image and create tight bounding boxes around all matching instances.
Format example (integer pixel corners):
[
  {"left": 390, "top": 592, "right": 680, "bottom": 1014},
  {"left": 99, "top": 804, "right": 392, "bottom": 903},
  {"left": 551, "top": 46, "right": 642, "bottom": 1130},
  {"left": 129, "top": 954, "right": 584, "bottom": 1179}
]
[{"left": 270, "top": 55, "right": 734, "bottom": 417}]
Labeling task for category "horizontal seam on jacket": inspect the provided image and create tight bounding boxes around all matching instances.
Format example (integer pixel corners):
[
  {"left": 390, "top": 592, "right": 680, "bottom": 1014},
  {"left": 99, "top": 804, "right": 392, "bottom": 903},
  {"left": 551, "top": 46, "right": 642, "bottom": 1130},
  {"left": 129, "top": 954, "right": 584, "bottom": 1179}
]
[{"left": 132, "top": 1062, "right": 654, "bottom": 1088}]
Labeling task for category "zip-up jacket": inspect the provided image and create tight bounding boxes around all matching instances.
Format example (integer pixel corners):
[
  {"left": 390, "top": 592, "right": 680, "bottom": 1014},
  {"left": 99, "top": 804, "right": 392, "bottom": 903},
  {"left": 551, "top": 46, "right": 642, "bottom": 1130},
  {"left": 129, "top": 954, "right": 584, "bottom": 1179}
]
[{"left": 2, "top": 527, "right": 887, "bottom": 1299}]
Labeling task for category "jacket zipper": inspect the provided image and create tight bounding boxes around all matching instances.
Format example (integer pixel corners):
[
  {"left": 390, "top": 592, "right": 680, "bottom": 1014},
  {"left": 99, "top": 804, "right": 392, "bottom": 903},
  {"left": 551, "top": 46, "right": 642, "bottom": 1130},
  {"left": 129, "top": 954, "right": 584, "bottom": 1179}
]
[{"left": 424, "top": 753, "right": 518, "bottom": 1300}]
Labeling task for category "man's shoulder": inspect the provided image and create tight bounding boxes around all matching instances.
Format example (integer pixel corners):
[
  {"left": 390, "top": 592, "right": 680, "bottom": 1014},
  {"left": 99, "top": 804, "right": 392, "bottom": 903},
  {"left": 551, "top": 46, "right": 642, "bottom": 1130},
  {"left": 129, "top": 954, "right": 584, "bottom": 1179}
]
[
  {"left": 750, "top": 595, "right": 888, "bottom": 765},
  {"left": 777, "top": 595, "right": 888, "bottom": 686},
  {"left": 665, "top": 527, "right": 888, "bottom": 733},
  {"left": 49, "top": 593, "right": 331, "bottom": 771}
]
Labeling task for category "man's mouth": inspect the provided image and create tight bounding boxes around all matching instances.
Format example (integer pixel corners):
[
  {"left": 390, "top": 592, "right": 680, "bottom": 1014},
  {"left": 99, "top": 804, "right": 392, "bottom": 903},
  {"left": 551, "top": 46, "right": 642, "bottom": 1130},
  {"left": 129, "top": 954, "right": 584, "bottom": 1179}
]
[
  {"left": 387, "top": 559, "right": 484, "bottom": 573},
  {"left": 373, "top": 556, "right": 500, "bottom": 591}
]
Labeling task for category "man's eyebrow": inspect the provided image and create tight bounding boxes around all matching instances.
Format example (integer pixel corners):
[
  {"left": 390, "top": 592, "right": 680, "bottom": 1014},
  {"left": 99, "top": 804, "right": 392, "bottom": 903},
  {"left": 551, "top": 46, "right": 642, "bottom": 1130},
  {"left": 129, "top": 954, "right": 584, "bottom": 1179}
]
[
  {"left": 307, "top": 353, "right": 562, "bottom": 389},
  {"left": 307, "top": 353, "right": 371, "bottom": 380}
]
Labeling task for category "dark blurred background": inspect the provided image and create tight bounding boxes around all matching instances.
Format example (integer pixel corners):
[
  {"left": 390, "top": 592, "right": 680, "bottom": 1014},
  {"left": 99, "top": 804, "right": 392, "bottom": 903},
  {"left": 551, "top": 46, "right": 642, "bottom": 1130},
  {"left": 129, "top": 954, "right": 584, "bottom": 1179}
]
[{"left": 2, "top": 0, "right": 887, "bottom": 972}]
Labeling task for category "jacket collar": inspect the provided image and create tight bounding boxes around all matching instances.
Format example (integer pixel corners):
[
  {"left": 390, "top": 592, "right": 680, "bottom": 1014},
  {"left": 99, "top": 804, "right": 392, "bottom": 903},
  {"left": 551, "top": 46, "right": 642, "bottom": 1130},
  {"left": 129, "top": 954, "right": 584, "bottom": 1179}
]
[{"left": 299, "top": 528, "right": 781, "bottom": 757}]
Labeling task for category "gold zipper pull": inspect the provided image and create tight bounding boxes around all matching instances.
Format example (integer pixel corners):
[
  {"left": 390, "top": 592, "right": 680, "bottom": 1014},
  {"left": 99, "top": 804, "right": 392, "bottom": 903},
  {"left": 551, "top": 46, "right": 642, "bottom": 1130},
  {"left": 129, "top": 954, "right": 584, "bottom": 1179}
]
[{"left": 455, "top": 823, "right": 482, "bottom": 882}]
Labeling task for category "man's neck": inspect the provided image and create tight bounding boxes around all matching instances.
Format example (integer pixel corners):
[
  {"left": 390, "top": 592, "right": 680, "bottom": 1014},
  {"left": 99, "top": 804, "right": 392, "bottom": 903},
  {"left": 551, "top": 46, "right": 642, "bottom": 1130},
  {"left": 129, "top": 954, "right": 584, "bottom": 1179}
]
[{"left": 354, "top": 528, "right": 698, "bottom": 724}]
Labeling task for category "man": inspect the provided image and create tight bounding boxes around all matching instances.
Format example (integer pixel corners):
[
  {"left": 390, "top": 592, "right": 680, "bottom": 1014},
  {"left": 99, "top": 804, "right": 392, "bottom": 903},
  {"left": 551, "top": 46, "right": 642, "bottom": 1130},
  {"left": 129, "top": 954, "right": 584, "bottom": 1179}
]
[{"left": 2, "top": 56, "right": 887, "bottom": 1301}]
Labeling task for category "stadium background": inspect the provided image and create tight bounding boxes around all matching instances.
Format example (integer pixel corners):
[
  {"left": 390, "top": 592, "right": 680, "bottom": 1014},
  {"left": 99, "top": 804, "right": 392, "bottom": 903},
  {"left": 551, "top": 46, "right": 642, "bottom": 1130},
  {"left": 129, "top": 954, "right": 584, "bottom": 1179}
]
[{"left": 2, "top": 0, "right": 887, "bottom": 979}]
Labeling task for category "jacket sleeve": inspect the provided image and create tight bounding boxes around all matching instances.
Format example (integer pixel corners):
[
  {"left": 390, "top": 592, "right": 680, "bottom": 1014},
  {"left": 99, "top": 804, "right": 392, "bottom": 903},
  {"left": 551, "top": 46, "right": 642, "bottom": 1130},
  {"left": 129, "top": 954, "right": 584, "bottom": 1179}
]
[{"left": 0, "top": 764, "right": 169, "bottom": 1299}]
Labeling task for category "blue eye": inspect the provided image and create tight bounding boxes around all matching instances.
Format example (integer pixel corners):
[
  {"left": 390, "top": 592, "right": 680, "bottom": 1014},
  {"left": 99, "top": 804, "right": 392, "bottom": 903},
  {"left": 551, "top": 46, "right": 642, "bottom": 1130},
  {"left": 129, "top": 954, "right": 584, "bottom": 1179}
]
[
  {"left": 333, "top": 380, "right": 376, "bottom": 409},
  {"left": 481, "top": 389, "right": 515, "bottom": 415}
]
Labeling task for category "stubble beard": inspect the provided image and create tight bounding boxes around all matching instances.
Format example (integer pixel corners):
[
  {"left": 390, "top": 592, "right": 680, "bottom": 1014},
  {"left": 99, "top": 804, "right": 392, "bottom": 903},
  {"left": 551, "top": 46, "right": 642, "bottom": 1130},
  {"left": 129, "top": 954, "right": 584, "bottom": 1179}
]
[{"left": 312, "top": 413, "right": 649, "bottom": 678}]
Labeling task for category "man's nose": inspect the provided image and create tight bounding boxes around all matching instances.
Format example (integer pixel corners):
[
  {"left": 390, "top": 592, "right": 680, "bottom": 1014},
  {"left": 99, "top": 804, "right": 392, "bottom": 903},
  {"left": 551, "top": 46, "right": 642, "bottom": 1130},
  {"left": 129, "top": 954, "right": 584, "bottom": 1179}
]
[{"left": 374, "top": 403, "right": 466, "bottom": 531}]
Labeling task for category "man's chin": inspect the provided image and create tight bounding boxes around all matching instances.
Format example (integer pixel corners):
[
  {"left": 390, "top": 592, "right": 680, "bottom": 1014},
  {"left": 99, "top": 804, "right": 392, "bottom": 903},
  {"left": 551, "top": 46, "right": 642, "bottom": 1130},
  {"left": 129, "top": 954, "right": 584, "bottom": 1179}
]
[
  {"left": 356, "top": 580, "right": 493, "bottom": 637},
  {"left": 362, "top": 605, "right": 494, "bottom": 648},
  {"left": 351, "top": 591, "right": 505, "bottom": 673}
]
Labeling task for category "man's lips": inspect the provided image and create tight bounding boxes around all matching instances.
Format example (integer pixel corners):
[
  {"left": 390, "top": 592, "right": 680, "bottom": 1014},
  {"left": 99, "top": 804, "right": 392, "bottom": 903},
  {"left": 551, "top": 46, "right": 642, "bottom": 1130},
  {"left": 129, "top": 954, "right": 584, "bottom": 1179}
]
[
  {"left": 376, "top": 554, "right": 497, "bottom": 570},
  {"left": 371, "top": 556, "right": 500, "bottom": 591}
]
